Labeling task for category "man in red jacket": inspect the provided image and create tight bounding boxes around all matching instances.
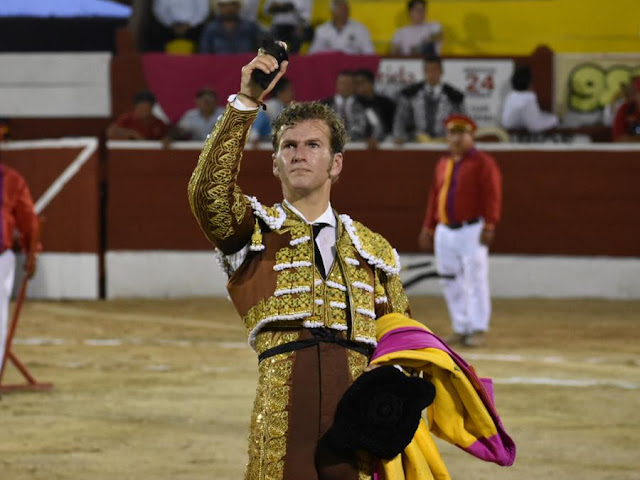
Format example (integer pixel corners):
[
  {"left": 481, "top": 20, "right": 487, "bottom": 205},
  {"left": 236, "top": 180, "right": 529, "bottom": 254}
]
[
  {"left": 418, "top": 114, "right": 502, "bottom": 347},
  {"left": 0, "top": 163, "right": 39, "bottom": 375}
]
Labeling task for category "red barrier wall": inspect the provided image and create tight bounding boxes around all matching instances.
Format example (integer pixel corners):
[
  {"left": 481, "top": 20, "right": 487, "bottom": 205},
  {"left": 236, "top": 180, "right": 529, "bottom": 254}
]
[
  {"left": 106, "top": 145, "right": 640, "bottom": 257},
  {"left": 0, "top": 147, "right": 100, "bottom": 253}
]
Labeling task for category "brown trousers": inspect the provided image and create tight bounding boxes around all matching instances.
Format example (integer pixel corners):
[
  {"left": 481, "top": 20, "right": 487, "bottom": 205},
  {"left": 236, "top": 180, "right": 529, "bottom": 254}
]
[{"left": 246, "top": 329, "right": 371, "bottom": 480}]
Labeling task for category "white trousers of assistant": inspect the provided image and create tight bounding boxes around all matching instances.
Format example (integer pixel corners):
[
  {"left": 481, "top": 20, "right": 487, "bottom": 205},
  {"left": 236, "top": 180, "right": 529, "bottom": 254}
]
[
  {"left": 434, "top": 221, "right": 491, "bottom": 335},
  {"left": 0, "top": 250, "right": 16, "bottom": 374}
]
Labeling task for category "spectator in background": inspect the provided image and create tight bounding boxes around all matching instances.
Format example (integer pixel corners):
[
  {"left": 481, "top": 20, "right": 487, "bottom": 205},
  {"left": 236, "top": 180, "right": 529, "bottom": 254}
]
[
  {"left": 107, "top": 90, "right": 169, "bottom": 141},
  {"left": 391, "top": 0, "right": 442, "bottom": 56},
  {"left": 148, "top": 0, "right": 211, "bottom": 53},
  {"left": 393, "top": 56, "right": 464, "bottom": 142},
  {"left": 308, "top": 0, "right": 374, "bottom": 55},
  {"left": 353, "top": 68, "right": 396, "bottom": 137},
  {"left": 501, "top": 65, "right": 558, "bottom": 133},
  {"left": 200, "top": 0, "right": 263, "bottom": 53},
  {"left": 612, "top": 77, "right": 640, "bottom": 142},
  {"left": 175, "top": 88, "right": 225, "bottom": 141},
  {"left": 249, "top": 77, "right": 296, "bottom": 143},
  {"left": 322, "top": 70, "right": 383, "bottom": 144},
  {"left": 603, "top": 80, "right": 636, "bottom": 127},
  {"left": 263, "top": 0, "right": 312, "bottom": 53}
]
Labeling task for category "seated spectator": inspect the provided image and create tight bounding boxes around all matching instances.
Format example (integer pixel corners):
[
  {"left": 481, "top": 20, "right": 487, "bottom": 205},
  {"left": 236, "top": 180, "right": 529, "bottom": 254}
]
[
  {"left": 501, "top": 65, "right": 558, "bottom": 133},
  {"left": 175, "top": 88, "right": 225, "bottom": 141},
  {"left": 249, "top": 77, "right": 296, "bottom": 143},
  {"left": 107, "top": 90, "right": 169, "bottom": 140},
  {"left": 603, "top": 80, "right": 636, "bottom": 127},
  {"left": 263, "top": 0, "right": 313, "bottom": 54},
  {"left": 322, "top": 70, "right": 383, "bottom": 143},
  {"left": 353, "top": 68, "right": 396, "bottom": 137},
  {"left": 391, "top": 0, "right": 442, "bottom": 56},
  {"left": 200, "top": 0, "right": 263, "bottom": 53},
  {"left": 148, "top": 0, "right": 211, "bottom": 53},
  {"left": 308, "top": 0, "right": 374, "bottom": 55},
  {"left": 393, "top": 56, "right": 464, "bottom": 142},
  {"left": 612, "top": 77, "right": 640, "bottom": 142}
]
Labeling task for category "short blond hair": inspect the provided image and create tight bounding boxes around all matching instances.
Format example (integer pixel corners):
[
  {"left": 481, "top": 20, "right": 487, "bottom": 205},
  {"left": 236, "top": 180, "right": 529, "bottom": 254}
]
[{"left": 271, "top": 101, "right": 350, "bottom": 155}]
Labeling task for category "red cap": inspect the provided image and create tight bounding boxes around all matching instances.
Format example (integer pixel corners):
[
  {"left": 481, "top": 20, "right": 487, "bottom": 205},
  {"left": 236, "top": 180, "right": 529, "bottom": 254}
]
[{"left": 444, "top": 114, "right": 477, "bottom": 133}]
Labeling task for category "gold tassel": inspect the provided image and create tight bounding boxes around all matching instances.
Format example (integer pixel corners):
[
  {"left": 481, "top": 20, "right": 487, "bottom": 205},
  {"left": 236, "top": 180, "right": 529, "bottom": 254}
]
[{"left": 250, "top": 219, "right": 264, "bottom": 251}]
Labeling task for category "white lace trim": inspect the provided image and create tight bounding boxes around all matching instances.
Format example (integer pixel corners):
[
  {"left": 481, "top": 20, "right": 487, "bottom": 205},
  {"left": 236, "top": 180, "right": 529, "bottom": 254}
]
[
  {"left": 329, "top": 323, "right": 348, "bottom": 331},
  {"left": 314, "top": 279, "right": 323, "bottom": 286},
  {"left": 352, "top": 281, "right": 374, "bottom": 293},
  {"left": 290, "top": 235, "right": 311, "bottom": 246},
  {"left": 339, "top": 214, "right": 401, "bottom": 276},
  {"left": 249, "top": 244, "right": 265, "bottom": 252},
  {"left": 325, "top": 280, "right": 347, "bottom": 291},
  {"left": 248, "top": 311, "right": 312, "bottom": 349},
  {"left": 375, "top": 296, "right": 388, "bottom": 304},
  {"left": 315, "top": 298, "right": 324, "bottom": 305},
  {"left": 273, "top": 261, "right": 313, "bottom": 271},
  {"left": 247, "top": 196, "right": 287, "bottom": 230},
  {"left": 274, "top": 286, "right": 312, "bottom": 296},
  {"left": 302, "top": 320, "right": 324, "bottom": 328},
  {"left": 345, "top": 257, "right": 360, "bottom": 266},
  {"left": 355, "top": 336, "right": 378, "bottom": 347},
  {"left": 329, "top": 301, "right": 347, "bottom": 309},
  {"left": 356, "top": 307, "right": 376, "bottom": 319}
]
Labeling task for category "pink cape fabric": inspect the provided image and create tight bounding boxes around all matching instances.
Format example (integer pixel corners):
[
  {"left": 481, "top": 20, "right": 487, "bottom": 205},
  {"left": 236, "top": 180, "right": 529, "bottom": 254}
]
[{"left": 371, "top": 325, "right": 516, "bottom": 467}]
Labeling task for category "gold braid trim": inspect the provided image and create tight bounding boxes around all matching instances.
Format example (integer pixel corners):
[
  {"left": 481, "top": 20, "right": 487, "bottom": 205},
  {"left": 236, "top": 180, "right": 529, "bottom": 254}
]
[{"left": 188, "top": 105, "right": 258, "bottom": 244}]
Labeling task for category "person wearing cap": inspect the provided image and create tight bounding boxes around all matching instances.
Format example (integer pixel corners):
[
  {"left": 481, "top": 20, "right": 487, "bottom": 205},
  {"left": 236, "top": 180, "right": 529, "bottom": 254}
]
[
  {"left": 176, "top": 88, "right": 225, "bottom": 141},
  {"left": 418, "top": 114, "right": 502, "bottom": 347},
  {"left": 107, "top": 90, "right": 169, "bottom": 140},
  {"left": 611, "top": 76, "right": 640, "bottom": 142},
  {"left": 188, "top": 45, "right": 413, "bottom": 479},
  {"left": 199, "top": 0, "right": 263, "bottom": 54}
]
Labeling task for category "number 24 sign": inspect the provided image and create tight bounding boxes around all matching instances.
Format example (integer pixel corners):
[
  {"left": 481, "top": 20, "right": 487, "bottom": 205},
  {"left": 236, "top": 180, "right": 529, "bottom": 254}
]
[{"left": 465, "top": 70, "right": 495, "bottom": 97}]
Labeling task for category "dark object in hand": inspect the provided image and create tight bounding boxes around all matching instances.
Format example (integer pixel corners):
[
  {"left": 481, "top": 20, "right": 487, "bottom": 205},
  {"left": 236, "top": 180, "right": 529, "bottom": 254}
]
[
  {"left": 252, "top": 38, "right": 289, "bottom": 90},
  {"left": 324, "top": 365, "right": 436, "bottom": 459}
]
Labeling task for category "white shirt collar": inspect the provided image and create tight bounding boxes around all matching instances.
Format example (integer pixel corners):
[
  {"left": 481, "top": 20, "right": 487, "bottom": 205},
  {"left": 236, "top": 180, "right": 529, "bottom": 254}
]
[{"left": 283, "top": 199, "right": 337, "bottom": 227}]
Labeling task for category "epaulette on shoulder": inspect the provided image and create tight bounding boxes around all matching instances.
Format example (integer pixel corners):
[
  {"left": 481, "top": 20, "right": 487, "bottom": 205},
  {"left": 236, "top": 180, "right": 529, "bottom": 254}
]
[
  {"left": 339, "top": 215, "right": 401, "bottom": 276},
  {"left": 399, "top": 82, "right": 425, "bottom": 99},
  {"left": 246, "top": 195, "right": 286, "bottom": 230}
]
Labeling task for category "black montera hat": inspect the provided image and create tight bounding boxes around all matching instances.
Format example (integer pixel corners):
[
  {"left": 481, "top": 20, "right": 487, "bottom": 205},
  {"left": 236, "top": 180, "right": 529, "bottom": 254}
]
[{"left": 324, "top": 365, "right": 436, "bottom": 459}]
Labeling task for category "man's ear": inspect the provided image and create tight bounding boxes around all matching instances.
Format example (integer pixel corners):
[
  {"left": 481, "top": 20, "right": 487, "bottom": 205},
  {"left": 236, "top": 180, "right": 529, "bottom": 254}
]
[
  {"left": 329, "top": 152, "right": 343, "bottom": 179},
  {"left": 272, "top": 152, "right": 280, "bottom": 178}
]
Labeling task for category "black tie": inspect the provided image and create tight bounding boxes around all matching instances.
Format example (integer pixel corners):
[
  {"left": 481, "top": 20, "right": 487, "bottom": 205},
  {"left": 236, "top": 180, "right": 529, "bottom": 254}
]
[
  {"left": 312, "top": 223, "right": 328, "bottom": 278},
  {"left": 425, "top": 90, "right": 437, "bottom": 137}
]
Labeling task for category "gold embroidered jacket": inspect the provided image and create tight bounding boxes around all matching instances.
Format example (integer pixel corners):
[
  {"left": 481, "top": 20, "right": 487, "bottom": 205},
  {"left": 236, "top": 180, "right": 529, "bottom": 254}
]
[{"left": 188, "top": 104, "right": 411, "bottom": 352}]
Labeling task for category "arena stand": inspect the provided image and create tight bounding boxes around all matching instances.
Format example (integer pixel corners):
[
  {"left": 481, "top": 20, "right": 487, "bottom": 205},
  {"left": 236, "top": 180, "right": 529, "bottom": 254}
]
[{"left": 1, "top": 46, "right": 638, "bottom": 299}]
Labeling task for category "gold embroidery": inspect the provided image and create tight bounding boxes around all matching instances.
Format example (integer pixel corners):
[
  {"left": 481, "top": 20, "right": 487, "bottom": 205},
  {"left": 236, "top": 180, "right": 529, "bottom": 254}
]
[
  {"left": 347, "top": 349, "right": 369, "bottom": 381},
  {"left": 384, "top": 274, "right": 411, "bottom": 316},
  {"left": 188, "top": 105, "right": 256, "bottom": 243},
  {"left": 245, "top": 351, "right": 294, "bottom": 480}
]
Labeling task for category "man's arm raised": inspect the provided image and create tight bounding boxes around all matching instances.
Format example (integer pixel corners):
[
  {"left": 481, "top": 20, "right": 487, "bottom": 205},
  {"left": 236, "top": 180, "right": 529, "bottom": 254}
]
[{"left": 187, "top": 51, "right": 288, "bottom": 254}]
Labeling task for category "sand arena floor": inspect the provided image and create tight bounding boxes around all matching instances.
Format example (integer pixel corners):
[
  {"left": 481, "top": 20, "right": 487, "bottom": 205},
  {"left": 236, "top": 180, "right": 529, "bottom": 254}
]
[{"left": 1, "top": 296, "right": 639, "bottom": 480}]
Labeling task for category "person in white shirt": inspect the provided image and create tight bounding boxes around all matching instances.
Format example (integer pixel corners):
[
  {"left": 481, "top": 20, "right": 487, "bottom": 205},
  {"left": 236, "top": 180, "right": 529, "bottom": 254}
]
[
  {"left": 501, "top": 65, "right": 558, "bottom": 133},
  {"left": 391, "top": 0, "right": 442, "bottom": 56},
  {"left": 308, "top": 0, "right": 375, "bottom": 55},
  {"left": 176, "top": 88, "right": 225, "bottom": 141},
  {"left": 149, "top": 0, "right": 211, "bottom": 51},
  {"left": 263, "top": 0, "right": 313, "bottom": 53}
]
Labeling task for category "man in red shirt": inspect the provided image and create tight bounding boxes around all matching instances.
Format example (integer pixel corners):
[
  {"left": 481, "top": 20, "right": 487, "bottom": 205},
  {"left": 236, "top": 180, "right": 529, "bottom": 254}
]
[
  {"left": 612, "top": 77, "right": 640, "bottom": 142},
  {"left": 107, "top": 90, "right": 169, "bottom": 140},
  {"left": 0, "top": 163, "right": 39, "bottom": 375},
  {"left": 418, "top": 114, "right": 502, "bottom": 347}
]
